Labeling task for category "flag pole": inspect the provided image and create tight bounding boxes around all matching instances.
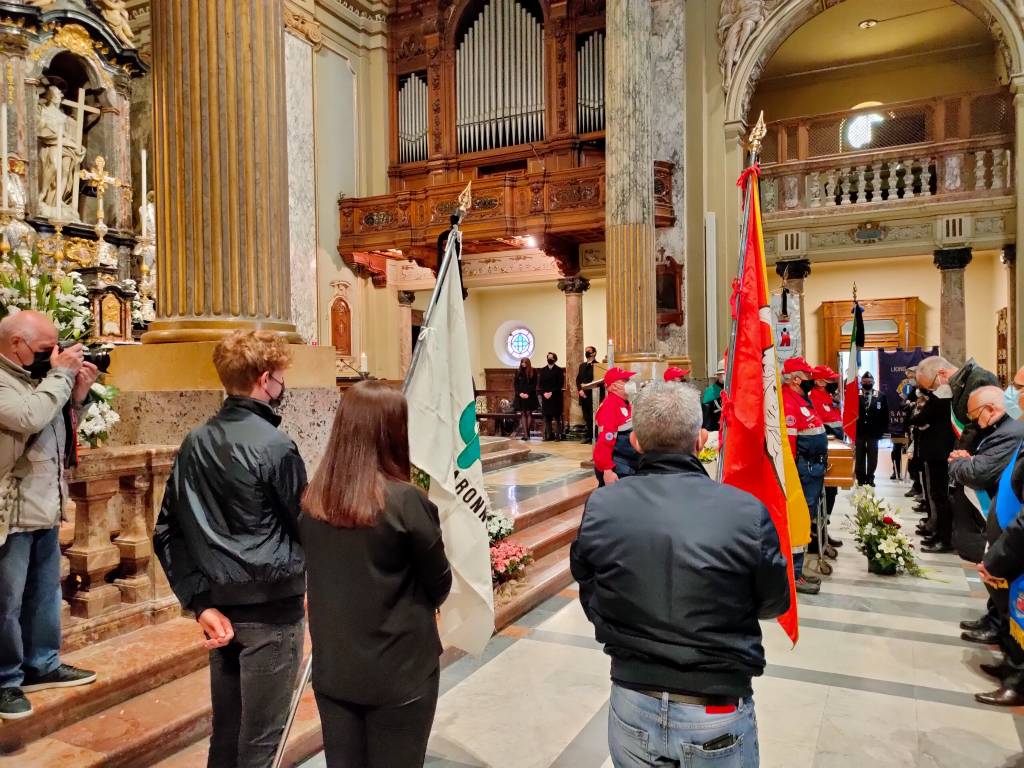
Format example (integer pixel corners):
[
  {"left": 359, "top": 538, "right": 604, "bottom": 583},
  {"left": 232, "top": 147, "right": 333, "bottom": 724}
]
[
  {"left": 402, "top": 181, "right": 472, "bottom": 394},
  {"left": 718, "top": 112, "right": 767, "bottom": 482}
]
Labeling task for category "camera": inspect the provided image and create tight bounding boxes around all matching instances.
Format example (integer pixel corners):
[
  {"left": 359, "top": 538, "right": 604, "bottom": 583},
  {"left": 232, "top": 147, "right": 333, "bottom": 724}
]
[{"left": 59, "top": 343, "right": 111, "bottom": 373}]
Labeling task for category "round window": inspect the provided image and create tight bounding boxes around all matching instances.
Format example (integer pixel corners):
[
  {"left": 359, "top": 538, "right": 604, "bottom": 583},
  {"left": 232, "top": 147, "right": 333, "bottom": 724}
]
[{"left": 506, "top": 327, "right": 535, "bottom": 360}]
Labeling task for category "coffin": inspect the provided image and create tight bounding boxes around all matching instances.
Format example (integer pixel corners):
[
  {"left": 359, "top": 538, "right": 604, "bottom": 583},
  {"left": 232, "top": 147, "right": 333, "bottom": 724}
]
[{"left": 825, "top": 438, "right": 855, "bottom": 489}]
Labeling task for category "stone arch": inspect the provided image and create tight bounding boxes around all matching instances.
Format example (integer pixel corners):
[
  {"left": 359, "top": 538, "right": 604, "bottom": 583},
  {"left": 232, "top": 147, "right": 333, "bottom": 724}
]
[{"left": 723, "top": 0, "right": 1024, "bottom": 127}]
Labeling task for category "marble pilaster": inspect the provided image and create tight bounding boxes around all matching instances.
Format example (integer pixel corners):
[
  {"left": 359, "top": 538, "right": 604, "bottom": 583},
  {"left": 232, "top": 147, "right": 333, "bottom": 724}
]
[
  {"left": 398, "top": 290, "right": 416, "bottom": 377},
  {"left": 285, "top": 32, "right": 318, "bottom": 343},
  {"left": 934, "top": 248, "right": 973, "bottom": 366},
  {"left": 605, "top": 0, "right": 657, "bottom": 365},
  {"left": 652, "top": 0, "right": 687, "bottom": 362},
  {"left": 145, "top": 0, "right": 298, "bottom": 343},
  {"left": 775, "top": 259, "right": 811, "bottom": 358},
  {"left": 558, "top": 276, "right": 590, "bottom": 427}
]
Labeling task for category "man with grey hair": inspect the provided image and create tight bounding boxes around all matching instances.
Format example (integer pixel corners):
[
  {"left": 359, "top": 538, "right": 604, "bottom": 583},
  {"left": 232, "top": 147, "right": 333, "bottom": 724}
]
[
  {"left": 571, "top": 381, "right": 789, "bottom": 767},
  {"left": 0, "top": 310, "right": 99, "bottom": 720}
]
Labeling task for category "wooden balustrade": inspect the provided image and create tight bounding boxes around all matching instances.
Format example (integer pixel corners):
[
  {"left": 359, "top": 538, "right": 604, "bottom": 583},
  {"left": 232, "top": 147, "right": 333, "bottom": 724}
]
[{"left": 60, "top": 445, "right": 179, "bottom": 652}]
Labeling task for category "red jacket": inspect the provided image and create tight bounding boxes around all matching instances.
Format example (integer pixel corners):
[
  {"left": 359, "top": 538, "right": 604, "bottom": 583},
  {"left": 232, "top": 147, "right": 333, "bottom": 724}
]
[
  {"left": 593, "top": 392, "right": 632, "bottom": 472},
  {"left": 809, "top": 387, "right": 841, "bottom": 428},
  {"left": 782, "top": 385, "right": 825, "bottom": 458}
]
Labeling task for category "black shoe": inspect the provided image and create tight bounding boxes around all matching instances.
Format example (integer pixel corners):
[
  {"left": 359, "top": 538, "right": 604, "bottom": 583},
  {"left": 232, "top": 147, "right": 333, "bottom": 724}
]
[
  {"left": 803, "top": 574, "right": 822, "bottom": 585},
  {"left": 0, "top": 688, "right": 31, "bottom": 720},
  {"left": 890, "top": 472, "right": 898, "bottom": 480},
  {"left": 980, "top": 663, "right": 1010, "bottom": 680},
  {"left": 916, "top": 525, "right": 933, "bottom": 537},
  {"left": 975, "top": 686, "right": 1024, "bottom": 706},
  {"left": 961, "top": 617, "right": 989, "bottom": 632},
  {"left": 922, "top": 541, "right": 954, "bottom": 554},
  {"left": 21, "top": 664, "right": 97, "bottom": 693},
  {"left": 827, "top": 535, "right": 844, "bottom": 548},
  {"left": 962, "top": 627, "right": 1001, "bottom": 645},
  {"left": 905, "top": 487, "right": 921, "bottom": 497},
  {"left": 913, "top": 503, "right": 929, "bottom": 514}
]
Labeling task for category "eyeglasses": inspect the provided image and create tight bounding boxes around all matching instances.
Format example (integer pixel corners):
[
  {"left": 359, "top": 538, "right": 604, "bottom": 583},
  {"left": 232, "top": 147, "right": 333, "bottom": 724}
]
[{"left": 967, "top": 404, "right": 992, "bottom": 421}]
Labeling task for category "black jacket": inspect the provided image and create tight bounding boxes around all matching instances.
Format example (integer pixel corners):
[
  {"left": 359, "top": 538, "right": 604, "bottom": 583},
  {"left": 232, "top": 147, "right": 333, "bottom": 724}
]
[
  {"left": 909, "top": 392, "right": 955, "bottom": 462},
  {"left": 570, "top": 452, "right": 790, "bottom": 698},
  {"left": 301, "top": 481, "right": 451, "bottom": 706},
  {"left": 538, "top": 364, "right": 565, "bottom": 414},
  {"left": 950, "top": 360, "right": 999, "bottom": 452},
  {"left": 857, "top": 390, "right": 889, "bottom": 440},
  {"left": 154, "top": 397, "right": 307, "bottom": 615},
  {"left": 576, "top": 360, "right": 596, "bottom": 402}
]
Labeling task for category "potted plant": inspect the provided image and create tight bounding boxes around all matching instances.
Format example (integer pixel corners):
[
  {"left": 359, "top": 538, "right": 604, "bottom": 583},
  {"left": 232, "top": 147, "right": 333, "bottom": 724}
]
[{"left": 848, "top": 487, "right": 923, "bottom": 577}]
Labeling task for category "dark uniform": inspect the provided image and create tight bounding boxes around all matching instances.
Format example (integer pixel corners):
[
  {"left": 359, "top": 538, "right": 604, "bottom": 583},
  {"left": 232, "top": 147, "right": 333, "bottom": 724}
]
[
  {"left": 538, "top": 361, "right": 565, "bottom": 440},
  {"left": 855, "top": 377, "right": 889, "bottom": 486},
  {"left": 576, "top": 357, "right": 596, "bottom": 444}
]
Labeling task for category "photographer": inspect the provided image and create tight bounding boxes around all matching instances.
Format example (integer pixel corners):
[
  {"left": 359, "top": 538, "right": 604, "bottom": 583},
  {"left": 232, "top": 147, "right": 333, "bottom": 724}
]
[{"left": 0, "top": 311, "right": 99, "bottom": 720}]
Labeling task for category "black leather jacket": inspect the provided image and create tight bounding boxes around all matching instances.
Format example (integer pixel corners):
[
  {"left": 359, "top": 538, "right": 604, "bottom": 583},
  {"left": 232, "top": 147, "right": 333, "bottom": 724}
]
[
  {"left": 570, "top": 452, "right": 790, "bottom": 698},
  {"left": 154, "top": 397, "right": 307, "bottom": 615}
]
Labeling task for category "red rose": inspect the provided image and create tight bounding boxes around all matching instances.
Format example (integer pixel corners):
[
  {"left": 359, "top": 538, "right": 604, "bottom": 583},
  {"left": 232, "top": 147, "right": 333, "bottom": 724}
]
[{"left": 883, "top": 516, "right": 896, "bottom": 525}]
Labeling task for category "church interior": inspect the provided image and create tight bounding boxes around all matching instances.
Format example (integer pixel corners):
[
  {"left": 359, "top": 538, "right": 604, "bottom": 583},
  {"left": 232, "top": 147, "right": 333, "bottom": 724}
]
[{"left": 1, "top": 0, "right": 1024, "bottom": 766}]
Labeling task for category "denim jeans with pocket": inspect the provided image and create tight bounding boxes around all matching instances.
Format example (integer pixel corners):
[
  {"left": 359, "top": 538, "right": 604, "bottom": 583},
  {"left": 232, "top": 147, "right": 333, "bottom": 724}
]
[
  {"left": 607, "top": 683, "right": 759, "bottom": 767},
  {"left": 0, "top": 528, "right": 62, "bottom": 688},
  {"left": 207, "top": 619, "right": 304, "bottom": 768}
]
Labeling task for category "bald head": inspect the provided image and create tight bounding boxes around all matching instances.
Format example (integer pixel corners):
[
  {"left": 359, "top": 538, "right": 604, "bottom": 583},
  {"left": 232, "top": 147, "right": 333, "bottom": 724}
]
[
  {"left": 0, "top": 311, "right": 57, "bottom": 365},
  {"left": 968, "top": 385, "right": 1006, "bottom": 428}
]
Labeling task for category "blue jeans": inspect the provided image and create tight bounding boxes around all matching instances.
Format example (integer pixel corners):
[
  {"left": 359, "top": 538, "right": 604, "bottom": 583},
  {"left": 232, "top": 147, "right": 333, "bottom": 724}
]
[
  {"left": 608, "top": 684, "right": 759, "bottom": 767},
  {"left": 792, "top": 551, "right": 805, "bottom": 580},
  {"left": 0, "top": 528, "right": 62, "bottom": 688}
]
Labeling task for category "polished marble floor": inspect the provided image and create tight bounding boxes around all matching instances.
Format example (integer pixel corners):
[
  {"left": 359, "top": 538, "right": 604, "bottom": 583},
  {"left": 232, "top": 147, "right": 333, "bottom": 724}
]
[{"left": 303, "top": 449, "right": 1024, "bottom": 768}]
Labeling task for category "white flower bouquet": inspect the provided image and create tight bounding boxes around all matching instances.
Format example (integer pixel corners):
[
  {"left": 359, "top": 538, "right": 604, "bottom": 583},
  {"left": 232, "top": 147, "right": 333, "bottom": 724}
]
[{"left": 847, "top": 486, "right": 923, "bottom": 576}]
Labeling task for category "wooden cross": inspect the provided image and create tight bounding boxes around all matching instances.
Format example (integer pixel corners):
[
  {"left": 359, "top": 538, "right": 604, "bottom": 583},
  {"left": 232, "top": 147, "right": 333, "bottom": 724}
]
[
  {"left": 79, "top": 155, "right": 122, "bottom": 225},
  {"left": 60, "top": 87, "right": 100, "bottom": 212}
]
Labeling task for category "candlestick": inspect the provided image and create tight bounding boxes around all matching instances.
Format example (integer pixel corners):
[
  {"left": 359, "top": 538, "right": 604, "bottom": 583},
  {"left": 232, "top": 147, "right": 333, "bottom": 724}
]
[
  {"left": 1, "top": 102, "right": 8, "bottom": 211},
  {"left": 55, "top": 120, "right": 63, "bottom": 218},
  {"left": 607, "top": 338, "right": 614, "bottom": 368},
  {"left": 140, "top": 147, "right": 148, "bottom": 237},
  {"left": 359, "top": 352, "right": 369, "bottom": 373}
]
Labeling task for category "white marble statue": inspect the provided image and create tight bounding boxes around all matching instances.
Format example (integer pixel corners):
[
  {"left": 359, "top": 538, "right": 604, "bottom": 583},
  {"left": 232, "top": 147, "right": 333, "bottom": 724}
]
[
  {"left": 944, "top": 154, "right": 963, "bottom": 192},
  {"left": 95, "top": 0, "right": 136, "bottom": 48},
  {"left": 37, "top": 86, "right": 85, "bottom": 220},
  {"left": 718, "top": 0, "right": 767, "bottom": 90},
  {"left": 138, "top": 190, "right": 155, "bottom": 240}
]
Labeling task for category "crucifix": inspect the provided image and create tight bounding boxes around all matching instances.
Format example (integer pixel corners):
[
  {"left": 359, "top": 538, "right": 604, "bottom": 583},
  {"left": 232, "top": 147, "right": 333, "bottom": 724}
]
[
  {"left": 79, "top": 155, "right": 122, "bottom": 225},
  {"left": 60, "top": 87, "right": 100, "bottom": 213}
]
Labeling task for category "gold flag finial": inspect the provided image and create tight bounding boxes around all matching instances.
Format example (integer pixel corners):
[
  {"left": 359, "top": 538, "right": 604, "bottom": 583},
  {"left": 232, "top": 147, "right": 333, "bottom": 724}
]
[
  {"left": 747, "top": 111, "right": 767, "bottom": 156},
  {"left": 457, "top": 181, "right": 473, "bottom": 214}
]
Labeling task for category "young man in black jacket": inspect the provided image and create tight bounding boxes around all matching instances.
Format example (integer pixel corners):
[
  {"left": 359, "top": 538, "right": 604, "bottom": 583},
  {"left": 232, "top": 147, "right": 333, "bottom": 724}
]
[
  {"left": 855, "top": 372, "right": 889, "bottom": 486},
  {"left": 538, "top": 352, "right": 565, "bottom": 441},
  {"left": 571, "top": 381, "right": 790, "bottom": 767},
  {"left": 154, "top": 331, "right": 307, "bottom": 768}
]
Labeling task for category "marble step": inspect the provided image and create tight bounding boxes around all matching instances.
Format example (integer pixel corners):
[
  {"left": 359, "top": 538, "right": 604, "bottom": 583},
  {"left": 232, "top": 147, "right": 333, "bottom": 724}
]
[
  {"left": 0, "top": 618, "right": 207, "bottom": 753},
  {"left": 480, "top": 436, "right": 513, "bottom": 455},
  {"left": 494, "top": 542, "right": 575, "bottom": 631},
  {"left": 507, "top": 506, "right": 584, "bottom": 561},
  {"left": 481, "top": 445, "right": 532, "bottom": 472},
  {"left": 509, "top": 476, "right": 596, "bottom": 532}
]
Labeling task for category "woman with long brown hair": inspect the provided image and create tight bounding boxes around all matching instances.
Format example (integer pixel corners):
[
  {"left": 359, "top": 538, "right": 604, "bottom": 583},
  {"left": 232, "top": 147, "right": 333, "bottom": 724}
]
[
  {"left": 513, "top": 356, "right": 539, "bottom": 440},
  {"left": 301, "top": 380, "right": 451, "bottom": 768}
]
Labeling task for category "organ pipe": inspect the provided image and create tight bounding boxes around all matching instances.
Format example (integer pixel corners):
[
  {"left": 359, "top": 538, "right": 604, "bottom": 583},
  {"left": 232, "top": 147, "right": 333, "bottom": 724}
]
[
  {"left": 398, "top": 73, "right": 428, "bottom": 163},
  {"left": 577, "top": 30, "right": 605, "bottom": 134}
]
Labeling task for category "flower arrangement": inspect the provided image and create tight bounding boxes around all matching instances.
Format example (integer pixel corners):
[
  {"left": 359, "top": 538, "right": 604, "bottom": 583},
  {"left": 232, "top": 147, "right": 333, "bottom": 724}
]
[
  {"left": 490, "top": 538, "right": 533, "bottom": 585},
  {"left": 78, "top": 381, "right": 121, "bottom": 448},
  {"left": 486, "top": 511, "right": 515, "bottom": 545},
  {"left": 698, "top": 446, "right": 718, "bottom": 464},
  {"left": 847, "top": 486, "right": 924, "bottom": 577}
]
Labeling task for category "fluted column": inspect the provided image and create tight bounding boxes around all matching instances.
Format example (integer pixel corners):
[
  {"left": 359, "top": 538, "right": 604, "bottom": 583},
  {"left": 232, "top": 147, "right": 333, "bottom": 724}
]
[
  {"left": 398, "top": 291, "right": 416, "bottom": 377},
  {"left": 1004, "top": 245, "right": 1016, "bottom": 371},
  {"left": 605, "top": 0, "right": 657, "bottom": 362},
  {"left": 559, "top": 276, "right": 590, "bottom": 427},
  {"left": 144, "top": 0, "right": 299, "bottom": 343},
  {"left": 935, "top": 247, "right": 973, "bottom": 366}
]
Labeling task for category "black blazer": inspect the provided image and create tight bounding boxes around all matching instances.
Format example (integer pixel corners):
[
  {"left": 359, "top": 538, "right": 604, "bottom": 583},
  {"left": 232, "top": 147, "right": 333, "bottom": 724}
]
[
  {"left": 857, "top": 391, "right": 889, "bottom": 440},
  {"left": 300, "top": 481, "right": 451, "bottom": 707}
]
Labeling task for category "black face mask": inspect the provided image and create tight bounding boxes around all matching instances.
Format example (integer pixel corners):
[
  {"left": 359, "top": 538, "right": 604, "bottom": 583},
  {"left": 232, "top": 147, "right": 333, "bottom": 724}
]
[
  {"left": 862, "top": 381, "right": 875, "bottom": 392},
  {"left": 22, "top": 346, "right": 54, "bottom": 380},
  {"left": 800, "top": 380, "right": 815, "bottom": 394},
  {"left": 826, "top": 382, "right": 839, "bottom": 395},
  {"left": 547, "top": 358, "right": 556, "bottom": 365},
  {"left": 266, "top": 375, "right": 286, "bottom": 410}
]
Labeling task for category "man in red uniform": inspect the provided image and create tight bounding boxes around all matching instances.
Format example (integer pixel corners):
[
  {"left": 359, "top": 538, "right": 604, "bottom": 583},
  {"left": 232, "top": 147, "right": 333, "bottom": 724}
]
[
  {"left": 594, "top": 368, "right": 638, "bottom": 487},
  {"left": 663, "top": 367, "right": 690, "bottom": 383},
  {"left": 809, "top": 365, "right": 844, "bottom": 549},
  {"left": 782, "top": 357, "right": 828, "bottom": 595}
]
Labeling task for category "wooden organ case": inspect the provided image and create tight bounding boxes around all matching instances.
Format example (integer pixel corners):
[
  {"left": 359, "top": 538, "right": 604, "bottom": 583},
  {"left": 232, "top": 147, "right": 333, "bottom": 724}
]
[{"left": 340, "top": 0, "right": 676, "bottom": 280}]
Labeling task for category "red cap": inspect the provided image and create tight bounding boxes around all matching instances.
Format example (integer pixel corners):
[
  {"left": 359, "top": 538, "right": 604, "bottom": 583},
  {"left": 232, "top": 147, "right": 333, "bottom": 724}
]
[
  {"left": 604, "top": 367, "right": 637, "bottom": 386},
  {"left": 812, "top": 365, "right": 839, "bottom": 381},
  {"left": 782, "top": 357, "right": 814, "bottom": 376},
  {"left": 664, "top": 367, "right": 690, "bottom": 382}
]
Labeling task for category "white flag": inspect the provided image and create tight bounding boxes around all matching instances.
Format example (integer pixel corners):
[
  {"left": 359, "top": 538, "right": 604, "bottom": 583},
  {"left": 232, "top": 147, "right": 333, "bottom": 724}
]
[{"left": 406, "top": 241, "right": 494, "bottom": 655}]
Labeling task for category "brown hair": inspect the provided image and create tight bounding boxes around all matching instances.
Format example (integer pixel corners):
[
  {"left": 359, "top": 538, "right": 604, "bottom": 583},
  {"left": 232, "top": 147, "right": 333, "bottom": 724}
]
[
  {"left": 212, "top": 331, "right": 293, "bottom": 395},
  {"left": 302, "top": 380, "right": 411, "bottom": 528},
  {"left": 517, "top": 357, "right": 533, "bottom": 377}
]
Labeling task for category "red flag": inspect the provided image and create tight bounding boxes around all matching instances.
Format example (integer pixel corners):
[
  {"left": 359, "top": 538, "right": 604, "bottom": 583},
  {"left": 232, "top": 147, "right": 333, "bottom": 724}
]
[{"left": 720, "top": 166, "right": 799, "bottom": 644}]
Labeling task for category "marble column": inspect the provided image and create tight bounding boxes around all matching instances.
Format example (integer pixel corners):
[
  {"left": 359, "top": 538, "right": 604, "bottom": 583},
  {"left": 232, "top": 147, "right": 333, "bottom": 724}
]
[
  {"left": 144, "top": 0, "right": 299, "bottom": 343},
  {"left": 559, "top": 276, "right": 590, "bottom": 427},
  {"left": 934, "top": 248, "right": 973, "bottom": 366},
  {"left": 775, "top": 259, "right": 811, "bottom": 358},
  {"left": 398, "top": 291, "right": 416, "bottom": 378},
  {"left": 605, "top": 0, "right": 657, "bottom": 364},
  {"left": 1003, "top": 245, "right": 1016, "bottom": 372},
  {"left": 1014, "top": 82, "right": 1024, "bottom": 367}
]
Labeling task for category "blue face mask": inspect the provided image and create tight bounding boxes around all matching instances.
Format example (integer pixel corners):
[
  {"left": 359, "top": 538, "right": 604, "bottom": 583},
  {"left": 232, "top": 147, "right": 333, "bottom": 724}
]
[{"left": 1005, "top": 385, "right": 1022, "bottom": 420}]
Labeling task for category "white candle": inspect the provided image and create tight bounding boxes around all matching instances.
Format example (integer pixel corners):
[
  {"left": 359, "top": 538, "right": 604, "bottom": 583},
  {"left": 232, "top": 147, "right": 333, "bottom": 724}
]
[
  {"left": 607, "top": 338, "right": 614, "bottom": 367},
  {"left": 359, "top": 352, "right": 368, "bottom": 373},
  {"left": 140, "top": 147, "right": 148, "bottom": 237},
  {"left": 1, "top": 102, "right": 8, "bottom": 211},
  {"left": 55, "top": 120, "right": 63, "bottom": 217}
]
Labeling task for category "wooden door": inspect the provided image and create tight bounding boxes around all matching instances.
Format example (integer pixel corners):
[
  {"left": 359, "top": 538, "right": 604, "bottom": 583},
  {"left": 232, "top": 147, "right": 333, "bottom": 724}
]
[{"left": 821, "top": 297, "right": 920, "bottom": 369}]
